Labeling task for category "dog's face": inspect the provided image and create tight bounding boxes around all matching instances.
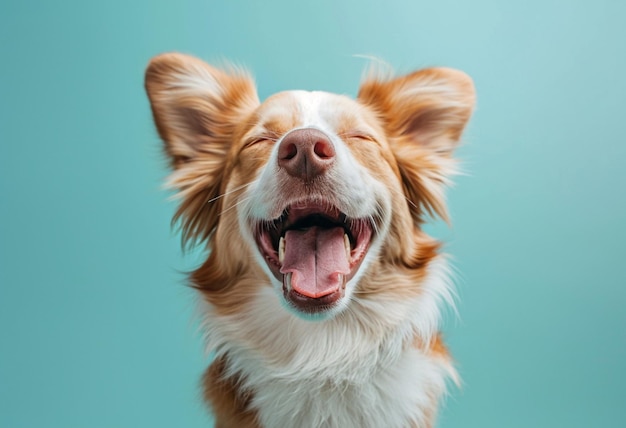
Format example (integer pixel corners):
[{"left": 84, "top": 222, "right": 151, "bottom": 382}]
[
  {"left": 241, "top": 91, "right": 398, "bottom": 317},
  {"left": 145, "top": 53, "right": 474, "bottom": 320}
]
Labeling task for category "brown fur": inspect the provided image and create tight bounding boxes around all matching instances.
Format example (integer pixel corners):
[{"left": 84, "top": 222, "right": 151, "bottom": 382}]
[{"left": 204, "top": 357, "right": 260, "bottom": 428}]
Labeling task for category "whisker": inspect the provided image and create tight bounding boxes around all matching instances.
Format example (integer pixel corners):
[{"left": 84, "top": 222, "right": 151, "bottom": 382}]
[
  {"left": 207, "top": 179, "right": 259, "bottom": 204},
  {"left": 218, "top": 195, "right": 252, "bottom": 217},
  {"left": 404, "top": 196, "right": 418, "bottom": 209}
]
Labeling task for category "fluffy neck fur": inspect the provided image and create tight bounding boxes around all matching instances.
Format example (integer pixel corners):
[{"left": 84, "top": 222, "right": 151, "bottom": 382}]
[{"left": 198, "top": 256, "right": 457, "bottom": 428}]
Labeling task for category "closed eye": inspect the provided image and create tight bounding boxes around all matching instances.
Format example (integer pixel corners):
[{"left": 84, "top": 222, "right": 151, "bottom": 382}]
[
  {"left": 339, "top": 131, "right": 377, "bottom": 143},
  {"left": 243, "top": 134, "right": 279, "bottom": 148}
]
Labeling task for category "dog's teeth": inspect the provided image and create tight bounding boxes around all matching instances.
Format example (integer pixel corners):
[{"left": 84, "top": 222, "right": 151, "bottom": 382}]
[
  {"left": 343, "top": 233, "right": 351, "bottom": 259},
  {"left": 283, "top": 272, "right": 292, "bottom": 291},
  {"left": 278, "top": 237, "right": 285, "bottom": 263}
]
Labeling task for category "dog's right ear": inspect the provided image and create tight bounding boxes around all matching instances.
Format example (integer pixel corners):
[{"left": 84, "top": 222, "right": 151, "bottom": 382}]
[
  {"left": 358, "top": 67, "right": 475, "bottom": 224},
  {"left": 145, "top": 53, "right": 259, "bottom": 246},
  {"left": 145, "top": 53, "right": 259, "bottom": 168}
]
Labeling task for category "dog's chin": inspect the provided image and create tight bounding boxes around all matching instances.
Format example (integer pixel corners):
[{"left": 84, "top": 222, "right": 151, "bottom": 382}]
[
  {"left": 280, "top": 286, "right": 347, "bottom": 320},
  {"left": 253, "top": 201, "right": 374, "bottom": 319}
]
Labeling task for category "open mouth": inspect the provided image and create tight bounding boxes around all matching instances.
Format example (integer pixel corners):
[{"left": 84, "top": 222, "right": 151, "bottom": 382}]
[{"left": 254, "top": 201, "right": 374, "bottom": 313}]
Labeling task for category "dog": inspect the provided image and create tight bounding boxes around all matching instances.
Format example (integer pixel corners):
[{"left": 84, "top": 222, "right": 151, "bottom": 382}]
[{"left": 145, "top": 52, "right": 475, "bottom": 428}]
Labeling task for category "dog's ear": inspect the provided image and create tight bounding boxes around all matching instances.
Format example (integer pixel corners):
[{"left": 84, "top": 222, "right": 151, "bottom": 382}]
[
  {"left": 358, "top": 67, "right": 475, "bottom": 222},
  {"left": 145, "top": 52, "right": 259, "bottom": 167},
  {"left": 145, "top": 53, "right": 259, "bottom": 245}
]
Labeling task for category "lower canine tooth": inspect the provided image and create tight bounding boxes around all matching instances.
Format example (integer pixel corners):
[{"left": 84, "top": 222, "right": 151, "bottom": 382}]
[
  {"left": 343, "top": 233, "right": 351, "bottom": 259},
  {"left": 339, "top": 274, "right": 346, "bottom": 290},
  {"left": 283, "top": 272, "right": 292, "bottom": 291},
  {"left": 278, "top": 237, "right": 285, "bottom": 263}
]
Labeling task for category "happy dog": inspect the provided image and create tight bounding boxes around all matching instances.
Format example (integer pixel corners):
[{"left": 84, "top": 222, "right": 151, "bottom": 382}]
[{"left": 145, "top": 52, "right": 474, "bottom": 428}]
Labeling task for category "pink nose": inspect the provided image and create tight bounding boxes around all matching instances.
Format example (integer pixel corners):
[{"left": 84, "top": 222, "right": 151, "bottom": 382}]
[{"left": 277, "top": 128, "right": 335, "bottom": 181}]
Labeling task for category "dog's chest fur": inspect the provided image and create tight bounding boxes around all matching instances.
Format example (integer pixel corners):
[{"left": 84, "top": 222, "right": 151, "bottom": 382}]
[
  {"left": 246, "top": 346, "right": 447, "bottom": 428},
  {"left": 202, "top": 260, "right": 455, "bottom": 428}
]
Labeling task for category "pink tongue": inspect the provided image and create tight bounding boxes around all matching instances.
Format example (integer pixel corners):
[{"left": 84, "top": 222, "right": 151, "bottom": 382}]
[{"left": 280, "top": 227, "right": 350, "bottom": 298}]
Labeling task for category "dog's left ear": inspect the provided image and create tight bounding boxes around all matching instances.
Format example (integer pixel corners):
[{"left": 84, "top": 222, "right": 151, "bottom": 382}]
[
  {"left": 145, "top": 53, "right": 260, "bottom": 246},
  {"left": 145, "top": 53, "right": 259, "bottom": 168},
  {"left": 358, "top": 67, "right": 475, "bottom": 222}
]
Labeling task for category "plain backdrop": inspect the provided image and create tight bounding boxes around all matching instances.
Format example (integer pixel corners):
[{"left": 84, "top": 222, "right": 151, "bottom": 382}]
[{"left": 1, "top": 0, "right": 625, "bottom": 427}]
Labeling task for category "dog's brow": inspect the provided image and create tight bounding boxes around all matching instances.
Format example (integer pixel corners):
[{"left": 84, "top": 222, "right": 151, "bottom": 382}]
[{"left": 261, "top": 117, "right": 297, "bottom": 136}]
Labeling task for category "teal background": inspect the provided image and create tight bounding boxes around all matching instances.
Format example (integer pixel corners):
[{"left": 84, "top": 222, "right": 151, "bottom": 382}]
[{"left": 1, "top": 0, "right": 625, "bottom": 427}]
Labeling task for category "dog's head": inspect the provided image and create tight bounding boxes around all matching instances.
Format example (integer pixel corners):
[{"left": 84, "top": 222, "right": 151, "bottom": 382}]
[{"left": 145, "top": 53, "right": 474, "bottom": 320}]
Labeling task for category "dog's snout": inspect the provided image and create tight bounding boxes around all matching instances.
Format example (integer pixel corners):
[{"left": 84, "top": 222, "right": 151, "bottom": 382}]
[{"left": 278, "top": 128, "right": 335, "bottom": 181}]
